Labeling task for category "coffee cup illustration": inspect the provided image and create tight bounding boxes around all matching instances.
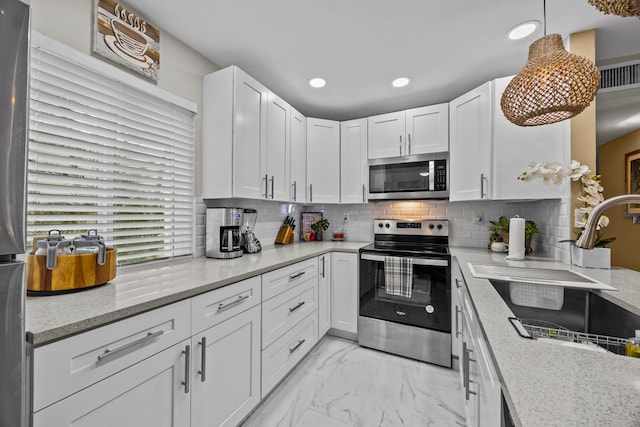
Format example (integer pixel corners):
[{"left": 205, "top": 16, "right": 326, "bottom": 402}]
[{"left": 111, "top": 19, "right": 148, "bottom": 57}]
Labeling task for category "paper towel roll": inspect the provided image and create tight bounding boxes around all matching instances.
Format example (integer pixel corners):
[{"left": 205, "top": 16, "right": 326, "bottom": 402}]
[{"left": 508, "top": 216, "right": 526, "bottom": 260}]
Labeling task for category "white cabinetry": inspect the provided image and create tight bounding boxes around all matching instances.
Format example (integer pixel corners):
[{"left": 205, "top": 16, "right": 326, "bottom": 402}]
[
  {"left": 456, "top": 260, "right": 502, "bottom": 427},
  {"left": 449, "top": 76, "right": 567, "bottom": 201},
  {"left": 290, "top": 107, "right": 307, "bottom": 203},
  {"left": 330, "top": 252, "right": 358, "bottom": 335},
  {"left": 340, "top": 118, "right": 368, "bottom": 204},
  {"left": 307, "top": 118, "right": 340, "bottom": 204},
  {"left": 367, "top": 104, "right": 448, "bottom": 159},
  {"left": 33, "top": 300, "right": 192, "bottom": 427},
  {"left": 202, "top": 66, "right": 292, "bottom": 201},
  {"left": 190, "top": 277, "right": 262, "bottom": 427},
  {"left": 318, "top": 254, "right": 331, "bottom": 337},
  {"left": 451, "top": 257, "right": 463, "bottom": 359}
]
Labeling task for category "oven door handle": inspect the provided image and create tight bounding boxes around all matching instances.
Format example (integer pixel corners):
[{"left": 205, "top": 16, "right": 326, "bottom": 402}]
[{"left": 360, "top": 253, "right": 449, "bottom": 267}]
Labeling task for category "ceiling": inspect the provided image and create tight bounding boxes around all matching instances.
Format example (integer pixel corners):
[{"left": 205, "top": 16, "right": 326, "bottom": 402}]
[{"left": 125, "top": 0, "right": 640, "bottom": 145}]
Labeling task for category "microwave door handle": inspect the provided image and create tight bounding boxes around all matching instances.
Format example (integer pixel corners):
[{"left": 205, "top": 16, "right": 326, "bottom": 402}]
[{"left": 360, "top": 253, "right": 448, "bottom": 267}]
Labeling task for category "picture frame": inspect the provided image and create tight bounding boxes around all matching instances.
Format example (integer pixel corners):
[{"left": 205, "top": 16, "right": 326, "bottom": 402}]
[
  {"left": 93, "top": 0, "right": 160, "bottom": 81},
  {"left": 625, "top": 149, "right": 640, "bottom": 216}
]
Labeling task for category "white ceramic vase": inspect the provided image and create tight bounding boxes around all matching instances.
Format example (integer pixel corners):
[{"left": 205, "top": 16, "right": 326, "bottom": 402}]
[{"left": 571, "top": 246, "right": 611, "bottom": 269}]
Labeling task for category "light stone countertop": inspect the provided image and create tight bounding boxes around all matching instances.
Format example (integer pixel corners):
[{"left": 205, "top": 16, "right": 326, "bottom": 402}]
[
  {"left": 451, "top": 247, "right": 640, "bottom": 427},
  {"left": 26, "top": 241, "right": 367, "bottom": 346}
]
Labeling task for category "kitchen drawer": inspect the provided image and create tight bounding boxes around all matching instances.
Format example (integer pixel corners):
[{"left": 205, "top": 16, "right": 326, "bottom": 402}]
[
  {"left": 261, "top": 311, "right": 318, "bottom": 397},
  {"left": 262, "top": 258, "right": 318, "bottom": 301},
  {"left": 191, "top": 276, "right": 261, "bottom": 334},
  {"left": 33, "top": 299, "right": 190, "bottom": 412},
  {"left": 262, "top": 276, "right": 318, "bottom": 348}
]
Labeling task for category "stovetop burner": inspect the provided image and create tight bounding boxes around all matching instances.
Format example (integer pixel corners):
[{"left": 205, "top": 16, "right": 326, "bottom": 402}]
[{"left": 360, "top": 218, "right": 450, "bottom": 258}]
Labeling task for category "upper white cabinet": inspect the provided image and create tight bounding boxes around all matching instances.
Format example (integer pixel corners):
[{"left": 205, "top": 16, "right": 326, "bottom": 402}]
[
  {"left": 290, "top": 107, "right": 307, "bottom": 203},
  {"left": 367, "top": 103, "right": 449, "bottom": 159},
  {"left": 449, "top": 76, "right": 566, "bottom": 201},
  {"left": 202, "top": 66, "right": 291, "bottom": 201},
  {"left": 340, "top": 118, "right": 368, "bottom": 204},
  {"left": 307, "top": 118, "right": 340, "bottom": 204}
]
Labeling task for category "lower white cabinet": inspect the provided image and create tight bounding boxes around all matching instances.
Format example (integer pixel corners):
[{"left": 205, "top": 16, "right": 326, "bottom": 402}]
[
  {"left": 190, "top": 305, "right": 261, "bottom": 427},
  {"left": 457, "top": 261, "right": 502, "bottom": 427},
  {"left": 330, "top": 252, "right": 358, "bottom": 335},
  {"left": 318, "top": 254, "right": 331, "bottom": 337},
  {"left": 33, "top": 339, "right": 191, "bottom": 427},
  {"left": 451, "top": 257, "right": 463, "bottom": 359}
]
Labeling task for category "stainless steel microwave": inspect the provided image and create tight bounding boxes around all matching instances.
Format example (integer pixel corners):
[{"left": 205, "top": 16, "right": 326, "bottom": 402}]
[{"left": 368, "top": 153, "right": 449, "bottom": 200}]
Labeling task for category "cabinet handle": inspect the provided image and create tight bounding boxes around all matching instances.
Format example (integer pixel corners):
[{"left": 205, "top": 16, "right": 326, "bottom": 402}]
[
  {"left": 218, "top": 294, "right": 250, "bottom": 311},
  {"left": 480, "top": 173, "right": 486, "bottom": 199},
  {"left": 292, "top": 181, "right": 297, "bottom": 201},
  {"left": 264, "top": 174, "right": 269, "bottom": 199},
  {"left": 270, "top": 175, "right": 275, "bottom": 199},
  {"left": 455, "top": 278, "right": 462, "bottom": 289},
  {"left": 309, "top": 184, "right": 313, "bottom": 202},
  {"left": 198, "top": 337, "right": 206, "bottom": 382},
  {"left": 96, "top": 330, "right": 164, "bottom": 366},
  {"left": 408, "top": 134, "right": 411, "bottom": 155},
  {"left": 321, "top": 256, "right": 325, "bottom": 278},
  {"left": 399, "top": 135, "right": 402, "bottom": 156},
  {"left": 289, "top": 301, "right": 306, "bottom": 313},
  {"left": 289, "top": 339, "right": 306, "bottom": 353},
  {"left": 289, "top": 271, "right": 305, "bottom": 280},
  {"left": 182, "top": 344, "right": 191, "bottom": 394},
  {"left": 362, "top": 184, "right": 366, "bottom": 202},
  {"left": 464, "top": 345, "right": 477, "bottom": 400},
  {"left": 455, "top": 306, "right": 462, "bottom": 338}
]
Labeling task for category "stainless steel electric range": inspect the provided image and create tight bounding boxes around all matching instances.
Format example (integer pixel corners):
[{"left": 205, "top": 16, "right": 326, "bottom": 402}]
[{"left": 358, "top": 219, "right": 451, "bottom": 367}]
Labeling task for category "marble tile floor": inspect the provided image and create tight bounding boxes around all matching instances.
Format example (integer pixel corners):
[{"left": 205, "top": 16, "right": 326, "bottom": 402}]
[{"left": 241, "top": 336, "right": 467, "bottom": 427}]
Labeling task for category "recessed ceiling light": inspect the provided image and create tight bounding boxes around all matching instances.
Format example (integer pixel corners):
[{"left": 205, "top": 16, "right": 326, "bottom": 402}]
[
  {"left": 392, "top": 77, "right": 410, "bottom": 88},
  {"left": 309, "top": 77, "right": 326, "bottom": 88},
  {"left": 507, "top": 21, "right": 539, "bottom": 40}
]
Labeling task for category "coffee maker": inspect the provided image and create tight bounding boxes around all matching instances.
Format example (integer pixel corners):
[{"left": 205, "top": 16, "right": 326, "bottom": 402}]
[
  {"left": 241, "top": 208, "right": 261, "bottom": 253},
  {"left": 205, "top": 207, "right": 243, "bottom": 259}
]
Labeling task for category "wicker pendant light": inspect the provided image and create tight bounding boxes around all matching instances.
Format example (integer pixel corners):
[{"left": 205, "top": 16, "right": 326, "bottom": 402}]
[
  {"left": 587, "top": 0, "right": 640, "bottom": 17},
  {"left": 501, "top": 34, "right": 600, "bottom": 126}
]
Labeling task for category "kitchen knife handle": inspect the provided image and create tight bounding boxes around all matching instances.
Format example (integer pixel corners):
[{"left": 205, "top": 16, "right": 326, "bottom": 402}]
[
  {"left": 198, "top": 337, "right": 206, "bottom": 382},
  {"left": 182, "top": 344, "right": 191, "bottom": 394}
]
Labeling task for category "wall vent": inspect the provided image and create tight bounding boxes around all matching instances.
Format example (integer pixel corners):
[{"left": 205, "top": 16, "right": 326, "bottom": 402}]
[{"left": 599, "top": 60, "right": 640, "bottom": 93}]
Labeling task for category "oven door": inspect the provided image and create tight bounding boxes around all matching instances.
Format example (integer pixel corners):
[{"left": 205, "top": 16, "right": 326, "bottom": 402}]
[{"left": 359, "top": 252, "right": 451, "bottom": 332}]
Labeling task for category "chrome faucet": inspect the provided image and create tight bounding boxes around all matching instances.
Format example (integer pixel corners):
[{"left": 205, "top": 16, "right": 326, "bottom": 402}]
[{"left": 575, "top": 194, "right": 640, "bottom": 249}]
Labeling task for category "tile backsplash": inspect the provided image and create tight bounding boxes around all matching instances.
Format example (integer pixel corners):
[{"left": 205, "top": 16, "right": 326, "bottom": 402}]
[{"left": 196, "top": 196, "right": 572, "bottom": 262}]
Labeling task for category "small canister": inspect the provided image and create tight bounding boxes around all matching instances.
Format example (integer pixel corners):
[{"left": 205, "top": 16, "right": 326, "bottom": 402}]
[
  {"left": 73, "top": 229, "right": 107, "bottom": 265},
  {"left": 35, "top": 230, "right": 72, "bottom": 270}
]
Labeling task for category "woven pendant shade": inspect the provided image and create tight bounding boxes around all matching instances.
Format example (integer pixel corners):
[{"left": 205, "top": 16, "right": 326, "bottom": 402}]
[
  {"left": 587, "top": 0, "right": 640, "bottom": 16},
  {"left": 501, "top": 34, "right": 600, "bottom": 127}
]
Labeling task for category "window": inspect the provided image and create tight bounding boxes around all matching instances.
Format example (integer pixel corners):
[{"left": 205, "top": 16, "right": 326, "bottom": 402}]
[{"left": 28, "top": 34, "right": 196, "bottom": 265}]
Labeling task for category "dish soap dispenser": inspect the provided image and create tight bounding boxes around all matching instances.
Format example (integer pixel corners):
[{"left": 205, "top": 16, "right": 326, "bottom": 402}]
[{"left": 625, "top": 330, "right": 640, "bottom": 358}]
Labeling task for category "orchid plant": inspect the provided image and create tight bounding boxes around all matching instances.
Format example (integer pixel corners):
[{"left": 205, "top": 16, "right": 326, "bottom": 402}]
[{"left": 517, "top": 160, "right": 616, "bottom": 247}]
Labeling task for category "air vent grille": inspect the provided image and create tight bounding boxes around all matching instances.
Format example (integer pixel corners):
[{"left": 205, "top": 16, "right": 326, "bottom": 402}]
[{"left": 599, "top": 60, "right": 640, "bottom": 92}]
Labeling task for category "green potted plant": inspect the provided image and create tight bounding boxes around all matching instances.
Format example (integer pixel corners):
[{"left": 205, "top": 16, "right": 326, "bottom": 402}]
[
  {"left": 524, "top": 220, "right": 539, "bottom": 253},
  {"left": 488, "top": 216, "right": 510, "bottom": 243},
  {"left": 310, "top": 218, "right": 330, "bottom": 241}
]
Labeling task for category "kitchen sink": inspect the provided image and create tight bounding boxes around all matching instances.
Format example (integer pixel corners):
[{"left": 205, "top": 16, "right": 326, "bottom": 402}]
[{"left": 489, "top": 279, "right": 640, "bottom": 355}]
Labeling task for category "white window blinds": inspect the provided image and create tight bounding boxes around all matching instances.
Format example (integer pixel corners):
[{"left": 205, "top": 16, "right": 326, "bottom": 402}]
[{"left": 28, "top": 37, "right": 196, "bottom": 265}]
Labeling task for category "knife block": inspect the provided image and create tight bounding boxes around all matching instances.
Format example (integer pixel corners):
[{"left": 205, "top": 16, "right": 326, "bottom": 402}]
[{"left": 274, "top": 225, "right": 294, "bottom": 245}]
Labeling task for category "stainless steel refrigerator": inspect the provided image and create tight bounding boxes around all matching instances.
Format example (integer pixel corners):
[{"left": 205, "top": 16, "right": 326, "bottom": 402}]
[{"left": 0, "top": 0, "right": 30, "bottom": 426}]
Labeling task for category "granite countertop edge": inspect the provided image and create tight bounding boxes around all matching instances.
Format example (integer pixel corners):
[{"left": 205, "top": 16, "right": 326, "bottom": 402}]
[{"left": 26, "top": 241, "right": 367, "bottom": 346}]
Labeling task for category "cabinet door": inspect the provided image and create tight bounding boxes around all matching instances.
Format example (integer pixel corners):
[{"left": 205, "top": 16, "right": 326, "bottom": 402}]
[
  {"left": 307, "top": 118, "right": 340, "bottom": 204},
  {"left": 330, "top": 252, "right": 358, "bottom": 334},
  {"left": 340, "top": 118, "right": 368, "bottom": 204},
  {"left": 33, "top": 341, "right": 191, "bottom": 427},
  {"left": 406, "top": 103, "right": 449, "bottom": 155},
  {"left": 318, "top": 254, "right": 331, "bottom": 337},
  {"left": 492, "top": 76, "right": 567, "bottom": 200},
  {"left": 266, "top": 91, "right": 291, "bottom": 201},
  {"left": 449, "top": 81, "right": 492, "bottom": 201},
  {"left": 451, "top": 257, "right": 463, "bottom": 359},
  {"left": 290, "top": 107, "right": 307, "bottom": 203},
  {"left": 233, "top": 68, "right": 268, "bottom": 199},
  {"left": 191, "top": 305, "right": 261, "bottom": 427},
  {"left": 367, "top": 111, "right": 405, "bottom": 159}
]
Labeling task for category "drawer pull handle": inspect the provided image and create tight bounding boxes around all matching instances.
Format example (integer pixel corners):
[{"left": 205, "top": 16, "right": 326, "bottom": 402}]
[
  {"left": 218, "top": 294, "right": 250, "bottom": 311},
  {"left": 182, "top": 344, "right": 191, "bottom": 394},
  {"left": 96, "top": 330, "right": 164, "bottom": 366},
  {"left": 289, "top": 271, "right": 305, "bottom": 280},
  {"left": 198, "top": 337, "right": 207, "bottom": 382},
  {"left": 289, "top": 339, "right": 306, "bottom": 354},
  {"left": 289, "top": 301, "right": 306, "bottom": 313}
]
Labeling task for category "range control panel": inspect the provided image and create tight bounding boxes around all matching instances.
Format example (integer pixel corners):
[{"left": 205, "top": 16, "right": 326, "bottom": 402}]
[{"left": 373, "top": 219, "right": 449, "bottom": 237}]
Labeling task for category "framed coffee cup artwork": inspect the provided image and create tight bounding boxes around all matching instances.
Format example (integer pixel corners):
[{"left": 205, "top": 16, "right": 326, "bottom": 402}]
[
  {"left": 626, "top": 149, "right": 640, "bottom": 216},
  {"left": 93, "top": 0, "right": 160, "bottom": 81}
]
